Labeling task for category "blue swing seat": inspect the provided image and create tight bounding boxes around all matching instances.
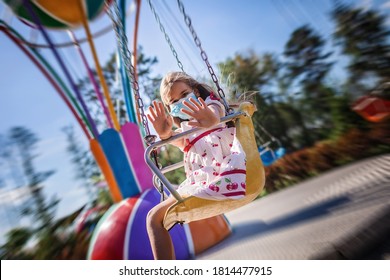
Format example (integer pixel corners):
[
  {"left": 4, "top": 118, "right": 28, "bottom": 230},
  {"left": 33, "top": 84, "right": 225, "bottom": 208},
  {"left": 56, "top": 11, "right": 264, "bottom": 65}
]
[{"left": 258, "top": 146, "right": 285, "bottom": 166}]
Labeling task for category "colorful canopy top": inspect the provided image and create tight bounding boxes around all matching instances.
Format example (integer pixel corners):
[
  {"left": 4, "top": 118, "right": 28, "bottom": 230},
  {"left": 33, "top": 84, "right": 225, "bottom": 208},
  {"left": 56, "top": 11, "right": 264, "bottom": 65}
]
[{"left": 4, "top": 0, "right": 108, "bottom": 29}]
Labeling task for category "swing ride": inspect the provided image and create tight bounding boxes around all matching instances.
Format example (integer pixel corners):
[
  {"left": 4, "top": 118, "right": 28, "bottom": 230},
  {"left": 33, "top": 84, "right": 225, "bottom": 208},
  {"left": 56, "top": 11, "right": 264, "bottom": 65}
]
[
  {"left": 2, "top": 0, "right": 265, "bottom": 259},
  {"left": 352, "top": 83, "right": 390, "bottom": 123},
  {"left": 256, "top": 124, "right": 286, "bottom": 167}
]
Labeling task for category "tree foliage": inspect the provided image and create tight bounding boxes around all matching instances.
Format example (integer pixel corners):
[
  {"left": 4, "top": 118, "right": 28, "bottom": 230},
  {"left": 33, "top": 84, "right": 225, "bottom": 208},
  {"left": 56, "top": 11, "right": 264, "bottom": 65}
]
[
  {"left": 0, "top": 127, "right": 61, "bottom": 259},
  {"left": 62, "top": 125, "right": 100, "bottom": 202},
  {"left": 331, "top": 4, "right": 390, "bottom": 90},
  {"left": 2, "top": 3, "right": 389, "bottom": 260},
  {"left": 76, "top": 47, "right": 160, "bottom": 131},
  {"left": 8, "top": 127, "right": 57, "bottom": 227}
]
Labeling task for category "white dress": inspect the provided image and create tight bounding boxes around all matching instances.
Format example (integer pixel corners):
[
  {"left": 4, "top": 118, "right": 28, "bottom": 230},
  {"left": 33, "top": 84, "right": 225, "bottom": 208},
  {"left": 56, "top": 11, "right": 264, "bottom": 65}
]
[{"left": 175, "top": 96, "right": 247, "bottom": 200}]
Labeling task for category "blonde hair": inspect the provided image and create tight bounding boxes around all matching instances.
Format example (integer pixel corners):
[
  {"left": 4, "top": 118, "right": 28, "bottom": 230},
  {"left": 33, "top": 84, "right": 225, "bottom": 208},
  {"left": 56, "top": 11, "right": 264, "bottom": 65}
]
[{"left": 159, "top": 71, "right": 213, "bottom": 106}]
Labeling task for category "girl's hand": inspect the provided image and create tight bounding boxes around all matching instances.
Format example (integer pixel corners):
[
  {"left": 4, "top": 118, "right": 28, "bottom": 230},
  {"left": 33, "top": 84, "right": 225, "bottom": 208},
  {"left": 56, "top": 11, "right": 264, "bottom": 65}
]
[
  {"left": 147, "top": 100, "right": 173, "bottom": 139},
  {"left": 181, "top": 97, "right": 220, "bottom": 128}
]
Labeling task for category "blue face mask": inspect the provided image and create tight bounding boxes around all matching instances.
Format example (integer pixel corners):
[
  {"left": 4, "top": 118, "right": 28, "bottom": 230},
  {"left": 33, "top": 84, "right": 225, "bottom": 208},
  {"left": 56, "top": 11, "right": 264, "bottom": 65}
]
[{"left": 169, "top": 92, "right": 199, "bottom": 120}]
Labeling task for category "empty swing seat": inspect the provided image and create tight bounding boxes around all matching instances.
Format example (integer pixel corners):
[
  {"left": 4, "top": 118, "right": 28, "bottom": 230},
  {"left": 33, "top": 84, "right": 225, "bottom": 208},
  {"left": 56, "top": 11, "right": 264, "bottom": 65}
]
[
  {"left": 258, "top": 144, "right": 285, "bottom": 167},
  {"left": 352, "top": 95, "right": 390, "bottom": 123}
]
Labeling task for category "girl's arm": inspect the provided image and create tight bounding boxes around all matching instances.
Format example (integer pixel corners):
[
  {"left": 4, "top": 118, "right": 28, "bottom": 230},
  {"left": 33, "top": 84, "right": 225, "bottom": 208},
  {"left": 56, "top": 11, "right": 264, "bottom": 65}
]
[{"left": 160, "top": 128, "right": 185, "bottom": 150}]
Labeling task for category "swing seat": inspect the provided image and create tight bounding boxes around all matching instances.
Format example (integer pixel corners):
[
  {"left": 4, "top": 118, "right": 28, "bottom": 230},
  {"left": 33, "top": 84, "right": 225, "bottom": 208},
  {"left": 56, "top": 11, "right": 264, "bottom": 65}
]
[
  {"left": 259, "top": 149, "right": 277, "bottom": 166},
  {"left": 352, "top": 95, "right": 390, "bottom": 123},
  {"left": 163, "top": 102, "right": 265, "bottom": 230},
  {"left": 275, "top": 147, "right": 286, "bottom": 158},
  {"left": 259, "top": 146, "right": 286, "bottom": 166}
]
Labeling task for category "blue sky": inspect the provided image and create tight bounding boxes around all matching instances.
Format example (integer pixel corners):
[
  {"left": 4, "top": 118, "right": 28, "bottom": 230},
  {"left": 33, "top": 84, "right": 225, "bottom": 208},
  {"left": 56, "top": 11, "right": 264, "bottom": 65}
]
[{"left": 0, "top": 0, "right": 389, "bottom": 241}]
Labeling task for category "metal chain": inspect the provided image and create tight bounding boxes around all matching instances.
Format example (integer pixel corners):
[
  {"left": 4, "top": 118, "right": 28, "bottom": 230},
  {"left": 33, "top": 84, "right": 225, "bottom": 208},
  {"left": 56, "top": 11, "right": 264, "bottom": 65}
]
[
  {"left": 106, "top": 0, "right": 152, "bottom": 137},
  {"left": 176, "top": 0, "right": 233, "bottom": 114},
  {"left": 107, "top": 1, "right": 165, "bottom": 198},
  {"left": 147, "top": 0, "right": 185, "bottom": 72}
]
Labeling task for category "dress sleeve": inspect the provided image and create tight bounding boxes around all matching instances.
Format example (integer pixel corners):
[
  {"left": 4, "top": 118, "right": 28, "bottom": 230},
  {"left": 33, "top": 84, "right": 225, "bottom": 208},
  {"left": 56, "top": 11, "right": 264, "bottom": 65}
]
[{"left": 205, "top": 96, "right": 225, "bottom": 117}]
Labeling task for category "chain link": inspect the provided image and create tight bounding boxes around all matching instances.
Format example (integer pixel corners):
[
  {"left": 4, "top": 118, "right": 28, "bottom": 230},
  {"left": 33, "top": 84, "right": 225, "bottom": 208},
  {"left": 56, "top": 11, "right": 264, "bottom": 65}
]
[
  {"left": 176, "top": 0, "right": 233, "bottom": 115},
  {"left": 147, "top": 0, "right": 185, "bottom": 72},
  {"left": 107, "top": 1, "right": 165, "bottom": 194},
  {"left": 106, "top": 0, "right": 152, "bottom": 136}
]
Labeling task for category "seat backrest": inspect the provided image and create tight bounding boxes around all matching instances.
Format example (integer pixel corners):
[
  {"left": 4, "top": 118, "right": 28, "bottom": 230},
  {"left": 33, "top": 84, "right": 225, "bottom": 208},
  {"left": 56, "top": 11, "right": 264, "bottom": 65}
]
[{"left": 163, "top": 102, "right": 265, "bottom": 230}]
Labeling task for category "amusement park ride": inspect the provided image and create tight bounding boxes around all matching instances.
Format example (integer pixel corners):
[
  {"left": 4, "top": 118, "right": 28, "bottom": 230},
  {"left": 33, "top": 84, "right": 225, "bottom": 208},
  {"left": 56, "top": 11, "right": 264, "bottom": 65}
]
[
  {"left": 352, "top": 82, "right": 390, "bottom": 123},
  {"left": 3, "top": 0, "right": 386, "bottom": 260},
  {"left": 1, "top": 0, "right": 266, "bottom": 259}
]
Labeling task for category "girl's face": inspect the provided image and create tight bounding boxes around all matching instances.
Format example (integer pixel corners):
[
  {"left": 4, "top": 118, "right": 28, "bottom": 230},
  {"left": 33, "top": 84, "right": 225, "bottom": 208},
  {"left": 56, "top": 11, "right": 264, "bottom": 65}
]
[{"left": 166, "top": 81, "right": 199, "bottom": 106}]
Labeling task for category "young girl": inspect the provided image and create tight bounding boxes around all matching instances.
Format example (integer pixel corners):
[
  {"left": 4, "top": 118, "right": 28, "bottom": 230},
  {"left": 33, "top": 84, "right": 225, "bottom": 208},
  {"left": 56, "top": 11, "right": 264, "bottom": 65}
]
[{"left": 146, "top": 72, "right": 246, "bottom": 259}]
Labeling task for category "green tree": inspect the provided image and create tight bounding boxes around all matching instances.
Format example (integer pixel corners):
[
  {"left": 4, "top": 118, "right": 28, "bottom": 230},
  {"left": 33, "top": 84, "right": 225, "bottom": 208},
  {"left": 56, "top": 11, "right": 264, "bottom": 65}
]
[
  {"left": 331, "top": 4, "right": 390, "bottom": 92},
  {"left": 62, "top": 125, "right": 100, "bottom": 203},
  {"left": 0, "top": 127, "right": 65, "bottom": 259},
  {"left": 135, "top": 46, "right": 161, "bottom": 103},
  {"left": 218, "top": 51, "right": 296, "bottom": 150},
  {"left": 0, "top": 134, "right": 25, "bottom": 189},
  {"left": 283, "top": 25, "right": 334, "bottom": 145},
  {"left": 8, "top": 127, "right": 58, "bottom": 228},
  {"left": 0, "top": 228, "right": 33, "bottom": 259},
  {"left": 76, "top": 47, "right": 160, "bottom": 131},
  {"left": 284, "top": 25, "right": 333, "bottom": 91},
  {"left": 219, "top": 51, "right": 278, "bottom": 99}
]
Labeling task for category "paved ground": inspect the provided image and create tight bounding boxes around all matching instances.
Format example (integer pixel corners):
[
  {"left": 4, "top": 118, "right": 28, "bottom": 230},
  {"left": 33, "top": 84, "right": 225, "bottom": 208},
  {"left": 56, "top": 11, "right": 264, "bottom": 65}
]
[{"left": 196, "top": 154, "right": 390, "bottom": 260}]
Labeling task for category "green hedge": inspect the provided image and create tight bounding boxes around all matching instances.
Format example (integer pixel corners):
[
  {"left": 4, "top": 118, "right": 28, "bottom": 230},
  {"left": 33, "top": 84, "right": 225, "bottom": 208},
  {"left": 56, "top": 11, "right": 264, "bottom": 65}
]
[{"left": 263, "top": 122, "right": 390, "bottom": 194}]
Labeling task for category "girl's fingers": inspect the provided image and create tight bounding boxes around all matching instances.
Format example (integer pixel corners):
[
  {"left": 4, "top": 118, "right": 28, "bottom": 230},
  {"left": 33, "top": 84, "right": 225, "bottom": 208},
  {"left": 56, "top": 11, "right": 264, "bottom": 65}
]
[
  {"left": 198, "top": 97, "right": 207, "bottom": 107},
  {"left": 182, "top": 100, "right": 198, "bottom": 112},
  {"left": 166, "top": 114, "right": 173, "bottom": 125},
  {"left": 158, "top": 102, "right": 166, "bottom": 116},
  {"left": 156, "top": 100, "right": 163, "bottom": 115},
  {"left": 152, "top": 100, "right": 161, "bottom": 115},
  {"left": 151, "top": 101, "right": 168, "bottom": 118},
  {"left": 149, "top": 105, "right": 157, "bottom": 119},
  {"left": 147, "top": 113, "right": 154, "bottom": 123},
  {"left": 189, "top": 97, "right": 203, "bottom": 109},
  {"left": 187, "top": 120, "right": 200, "bottom": 127},
  {"left": 181, "top": 108, "right": 196, "bottom": 118}
]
